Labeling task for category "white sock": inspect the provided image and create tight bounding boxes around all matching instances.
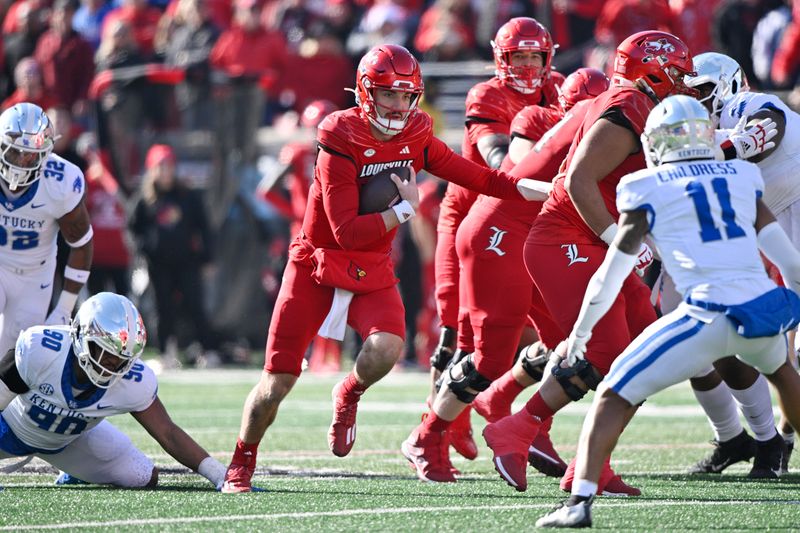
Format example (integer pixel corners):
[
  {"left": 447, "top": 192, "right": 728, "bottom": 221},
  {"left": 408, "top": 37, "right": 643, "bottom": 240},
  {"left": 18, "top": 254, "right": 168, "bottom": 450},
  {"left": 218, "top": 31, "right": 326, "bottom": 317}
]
[
  {"left": 780, "top": 429, "right": 795, "bottom": 444},
  {"left": 572, "top": 478, "right": 598, "bottom": 498},
  {"left": 730, "top": 374, "right": 776, "bottom": 442},
  {"left": 693, "top": 382, "right": 742, "bottom": 442}
]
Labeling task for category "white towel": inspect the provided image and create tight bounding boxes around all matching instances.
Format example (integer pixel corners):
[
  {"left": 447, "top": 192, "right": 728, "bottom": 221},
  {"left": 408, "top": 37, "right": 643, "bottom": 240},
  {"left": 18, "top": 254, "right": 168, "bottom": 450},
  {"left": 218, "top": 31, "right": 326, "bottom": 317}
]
[{"left": 318, "top": 288, "right": 354, "bottom": 340}]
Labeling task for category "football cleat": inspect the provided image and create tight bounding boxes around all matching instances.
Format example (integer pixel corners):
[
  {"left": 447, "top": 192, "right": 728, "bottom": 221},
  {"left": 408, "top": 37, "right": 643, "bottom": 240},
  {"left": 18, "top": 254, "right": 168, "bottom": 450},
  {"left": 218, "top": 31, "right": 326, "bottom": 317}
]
[
  {"left": 55, "top": 472, "right": 88, "bottom": 485},
  {"left": 688, "top": 429, "right": 756, "bottom": 474},
  {"left": 748, "top": 433, "right": 787, "bottom": 479},
  {"left": 472, "top": 387, "right": 513, "bottom": 423},
  {"left": 447, "top": 407, "right": 478, "bottom": 460},
  {"left": 221, "top": 463, "right": 255, "bottom": 493},
  {"left": 561, "top": 457, "right": 641, "bottom": 497},
  {"left": 535, "top": 496, "right": 594, "bottom": 528},
  {"left": 401, "top": 428, "right": 457, "bottom": 483},
  {"left": 527, "top": 418, "right": 568, "bottom": 477},
  {"left": 780, "top": 440, "right": 793, "bottom": 475},
  {"left": 483, "top": 410, "right": 542, "bottom": 492},
  {"left": 328, "top": 381, "right": 360, "bottom": 457}
]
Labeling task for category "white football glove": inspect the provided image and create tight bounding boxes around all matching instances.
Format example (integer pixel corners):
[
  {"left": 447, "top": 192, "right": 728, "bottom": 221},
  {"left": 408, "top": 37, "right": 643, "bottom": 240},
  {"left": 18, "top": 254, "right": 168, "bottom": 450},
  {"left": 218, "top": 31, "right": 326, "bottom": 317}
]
[
  {"left": 634, "top": 243, "right": 654, "bottom": 277},
  {"left": 566, "top": 330, "right": 592, "bottom": 366},
  {"left": 722, "top": 116, "right": 779, "bottom": 160}
]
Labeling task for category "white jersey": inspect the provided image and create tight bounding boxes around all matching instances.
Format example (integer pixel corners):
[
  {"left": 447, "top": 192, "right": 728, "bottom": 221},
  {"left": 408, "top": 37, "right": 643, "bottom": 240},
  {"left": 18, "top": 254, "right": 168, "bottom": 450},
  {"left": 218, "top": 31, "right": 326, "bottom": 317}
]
[
  {"left": 0, "top": 153, "right": 84, "bottom": 272},
  {"left": 1, "top": 325, "right": 157, "bottom": 453},
  {"left": 720, "top": 91, "right": 800, "bottom": 215},
  {"left": 617, "top": 159, "right": 774, "bottom": 306}
]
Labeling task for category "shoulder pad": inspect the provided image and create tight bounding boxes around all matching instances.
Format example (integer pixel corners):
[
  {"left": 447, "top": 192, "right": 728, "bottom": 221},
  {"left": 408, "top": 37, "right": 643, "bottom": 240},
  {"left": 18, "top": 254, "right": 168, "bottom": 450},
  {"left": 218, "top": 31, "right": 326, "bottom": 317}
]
[{"left": 466, "top": 81, "right": 509, "bottom": 119}]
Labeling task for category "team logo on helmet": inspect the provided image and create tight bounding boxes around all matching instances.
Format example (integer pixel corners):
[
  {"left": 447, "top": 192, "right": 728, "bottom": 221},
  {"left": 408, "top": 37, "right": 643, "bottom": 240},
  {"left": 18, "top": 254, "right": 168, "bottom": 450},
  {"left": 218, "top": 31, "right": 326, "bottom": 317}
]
[
  {"left": 643, "top": 39, "right": 676, "bottom": 55},
  {"left": 119, "top": 329, "right": 129, "bottom": 351}
]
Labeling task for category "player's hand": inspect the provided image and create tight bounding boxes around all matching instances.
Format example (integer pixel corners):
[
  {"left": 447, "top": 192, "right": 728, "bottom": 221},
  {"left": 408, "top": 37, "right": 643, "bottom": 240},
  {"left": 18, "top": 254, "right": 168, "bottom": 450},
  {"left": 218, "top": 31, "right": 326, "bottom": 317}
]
[
  {"left": 391, "top": 167, "right": 419, "bottom": 211},
  {"left": 724, "top": 116, "right": 778, "bottom": 159},
  {"left": 44, "top": 308, "right": 71, "bottom": 326},
  {"left": 635, "top": 243, "right": 654, "bottom": 277},
  {"left": 566, "top": 330, "right": 591, "bottom": 366}
]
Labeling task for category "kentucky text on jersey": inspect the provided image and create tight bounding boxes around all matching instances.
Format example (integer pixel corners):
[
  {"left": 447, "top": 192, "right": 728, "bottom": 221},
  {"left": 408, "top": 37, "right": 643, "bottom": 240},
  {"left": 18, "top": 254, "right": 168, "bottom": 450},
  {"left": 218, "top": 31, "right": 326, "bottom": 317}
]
[
  {"left": 27, "top": 392, "right": 90, "bottom": 421},
  {"left": 656, "top": 162, "right": 738, "bottom": 183},
  {"left": 0, "top": 215, "right": 45, "bottom": 229},
  {"left": 358, "top": 159, "right": 414, "bottom": 178}
]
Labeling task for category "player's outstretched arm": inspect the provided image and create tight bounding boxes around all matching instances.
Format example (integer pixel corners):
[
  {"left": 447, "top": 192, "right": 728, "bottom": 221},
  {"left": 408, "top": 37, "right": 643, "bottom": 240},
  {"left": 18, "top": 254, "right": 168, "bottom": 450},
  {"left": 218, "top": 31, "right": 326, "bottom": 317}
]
[
  {"left": 132, "top": 396, "right": 227, "bottom": 489},
  {"left": 49, "top": 200, "right": 94, "bottom": 326},
  {"left": 566, "top": 210, "right": 648, "bottom": 363}
]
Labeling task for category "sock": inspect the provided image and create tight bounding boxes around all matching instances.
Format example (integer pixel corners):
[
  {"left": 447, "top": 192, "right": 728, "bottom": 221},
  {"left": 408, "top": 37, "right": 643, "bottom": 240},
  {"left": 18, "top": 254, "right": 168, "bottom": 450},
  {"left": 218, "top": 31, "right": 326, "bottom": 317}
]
[
  {"left": 422, "top": 411, "right": 452, "bottom": 433},
  {"left": 693, "top": 381, "right": 742, "bottom": 442},
  {"left": 780, "top": 429, "right": 796, "bottom": 444},
  {"left": 571, "top": 478, "right": 598, "bottom": 499},
  {"left": 491, "top": 371, "right": 525, "bottom": 404},
  {"left": 340, "top": 372, "right": 367, "bottom": 403},
  {"left": 538, "top": 415, "right": 554, "bottom": 437},
  {"left": 730, "top": 374, "right": 776, "bottom": 442},
  {"left": 524, "top": 392, "right": 555, "bottom": 421},
  {"left": 232, "top": 438, "right": 259, "bottom": 468}
]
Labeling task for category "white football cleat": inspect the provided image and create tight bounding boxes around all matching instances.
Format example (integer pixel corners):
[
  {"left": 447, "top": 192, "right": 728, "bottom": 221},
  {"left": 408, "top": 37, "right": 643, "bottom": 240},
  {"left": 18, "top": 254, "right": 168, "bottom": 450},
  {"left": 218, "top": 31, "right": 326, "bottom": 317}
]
[{"left": 535, "top": 497, "right": 593, "bottom": 528}]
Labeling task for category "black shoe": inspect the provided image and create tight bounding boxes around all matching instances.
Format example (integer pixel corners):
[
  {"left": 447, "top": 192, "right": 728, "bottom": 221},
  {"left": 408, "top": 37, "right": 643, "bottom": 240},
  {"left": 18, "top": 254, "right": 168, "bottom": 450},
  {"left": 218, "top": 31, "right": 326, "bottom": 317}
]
[
  {"left": 749, "top": 433, "right": 787, "bottom": 479},
  {"left": 780, "top": 440, "right": 793, "bottom": 475},
  {"left": 688, "top": 430, "right": 757, "bottom": 474}
]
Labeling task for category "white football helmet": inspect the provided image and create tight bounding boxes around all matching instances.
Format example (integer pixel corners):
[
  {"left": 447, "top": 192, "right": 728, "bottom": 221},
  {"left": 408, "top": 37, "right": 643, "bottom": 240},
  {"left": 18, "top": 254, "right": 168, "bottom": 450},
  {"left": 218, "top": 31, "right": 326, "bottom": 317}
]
[
  {"left": 642, "top": 95, "right": 716, "bottom": 168},
  {"left": 0, "top": 103, "right": 55, "bottom": 191},
  {"left": 71, "top": 293, "right": 147, "bottom": 389},
  {"left": 684, "top": 52, "right": 748, "bottom": 127}
]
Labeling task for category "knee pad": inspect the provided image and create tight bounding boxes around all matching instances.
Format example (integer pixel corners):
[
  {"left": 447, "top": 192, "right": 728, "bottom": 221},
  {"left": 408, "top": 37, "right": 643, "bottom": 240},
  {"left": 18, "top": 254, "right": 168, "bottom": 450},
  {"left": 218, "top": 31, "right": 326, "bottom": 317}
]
[
  {"left": 519, "top": 342, "right": 553, "bottom": 382},
  {"left": 551, "top": 357, "right": 603, "bottom": 401},
  {"left": 435, "top": 348, "right": 470, "bottom": 392},
  {"left": 430, "top": 326, "right": 456, "bottom": 372},
  {"left": 447, "top": 353, "right": 491, "bottom": 403}
]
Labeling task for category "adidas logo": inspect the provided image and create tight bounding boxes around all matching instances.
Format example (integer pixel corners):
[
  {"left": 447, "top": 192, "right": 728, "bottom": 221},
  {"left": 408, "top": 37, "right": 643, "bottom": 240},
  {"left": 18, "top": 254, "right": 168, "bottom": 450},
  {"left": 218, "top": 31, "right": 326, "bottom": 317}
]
[{"left": 400, "top": 145, "right": 410, "bottom": 155}]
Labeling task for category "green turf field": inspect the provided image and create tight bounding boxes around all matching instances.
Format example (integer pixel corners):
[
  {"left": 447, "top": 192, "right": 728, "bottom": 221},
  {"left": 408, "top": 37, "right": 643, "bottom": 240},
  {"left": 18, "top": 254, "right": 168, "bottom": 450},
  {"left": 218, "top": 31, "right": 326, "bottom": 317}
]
[{"left": 2, "top": 368, "right": 798, "bottom": 531}]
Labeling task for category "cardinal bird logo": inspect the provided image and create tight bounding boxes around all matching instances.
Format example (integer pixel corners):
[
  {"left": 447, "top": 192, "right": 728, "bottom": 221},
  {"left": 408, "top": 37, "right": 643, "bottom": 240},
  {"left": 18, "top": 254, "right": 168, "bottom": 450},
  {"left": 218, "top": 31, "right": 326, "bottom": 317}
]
[
  {"left": 118, "top": 329, "right": 129, "bottom": 351},
  {"left": 643, "top": 38, "right": 675, "bottom": 55},
  {"left": 347, "top": 261, "right": 367, "bottom": 282}
]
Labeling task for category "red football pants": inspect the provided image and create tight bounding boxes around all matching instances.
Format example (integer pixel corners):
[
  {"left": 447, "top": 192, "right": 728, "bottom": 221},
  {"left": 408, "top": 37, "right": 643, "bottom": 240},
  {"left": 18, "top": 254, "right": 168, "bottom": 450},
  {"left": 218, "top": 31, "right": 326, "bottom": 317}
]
[
  {"left": 524, "top": 240, "right": 656, "bottom": 375},
  {"left": 435, "top": 230, "right": 474, "bottom": 351},
  {"left": 264, "top": 259, "right": 406, "bottom": 376}
]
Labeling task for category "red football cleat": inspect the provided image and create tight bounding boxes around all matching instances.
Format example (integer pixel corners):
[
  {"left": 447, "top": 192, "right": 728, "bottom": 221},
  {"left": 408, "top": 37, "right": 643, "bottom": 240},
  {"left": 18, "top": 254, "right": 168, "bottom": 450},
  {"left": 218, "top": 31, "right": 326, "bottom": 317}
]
[
  {"left": 221, "top": 462, "right": 255, "bottom": 493},
  {"left": 447, "top": 406, "right": 478, "bottom": 460},
  {"left": 473, "top": 386, "right": 513, "bottom": 423},
  {"left": 483, "top": 410, "right": 542, "bottom": 492},
  {"left": 560, "top": 456, "right": 641, "bottom": 496},
  {"left": 328, "top": 381, "right": 360, "bottom": 457},
  {"left": 401, "top": 427, "right": 457, "bottom": 483},
  {"left": 527, "top": 418, "right": 568, "bottom": 477}
]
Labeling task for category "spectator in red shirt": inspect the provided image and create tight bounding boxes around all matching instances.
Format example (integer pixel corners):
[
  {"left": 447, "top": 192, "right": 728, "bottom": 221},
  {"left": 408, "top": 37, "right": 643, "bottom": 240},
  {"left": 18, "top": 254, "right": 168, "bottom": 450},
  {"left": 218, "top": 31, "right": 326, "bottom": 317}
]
[
  {"left": 102, "top": 0, "right": 163, "bottom": 57},
  {"left": 413, "top": 0, "right": 476, "bottom": 61},
  {"left": 1, "top": 57, "right": 59, "bottom": 110},
  {"left": 34, "top": 0, "right": 95, "bottom": 117},
  {"left": 771, "top": 0, "right": 800, "bottom": 87},
  {"left": 210, "top": 0, "right": 287, "bottom": 161},
  {"left": 668, "top": 0, "right": 722, "bottom": 54}
]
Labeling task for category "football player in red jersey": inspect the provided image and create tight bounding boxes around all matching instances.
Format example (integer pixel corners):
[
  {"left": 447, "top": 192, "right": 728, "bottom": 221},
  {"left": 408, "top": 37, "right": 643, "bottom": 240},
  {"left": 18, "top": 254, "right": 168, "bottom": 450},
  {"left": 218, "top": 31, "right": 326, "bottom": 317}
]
[
  {"left": 404, "top": 68, "right": 609, "bottom": 484},
  {"left": 221, "top": 44, "right": 544, "bottom": 493},
  {"left": 482, "top": 31, "right": 698, "bottom": 495},
  {"left": 427, "top": 17, "right": 563, "bottom": 465}
]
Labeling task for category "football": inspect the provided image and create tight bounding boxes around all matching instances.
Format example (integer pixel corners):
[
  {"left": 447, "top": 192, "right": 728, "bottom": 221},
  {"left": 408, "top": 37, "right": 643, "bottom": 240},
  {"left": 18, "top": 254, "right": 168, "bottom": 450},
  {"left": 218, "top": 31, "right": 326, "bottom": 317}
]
[{"left": 358, "top": 165, "right": 411, "bottom": 214}]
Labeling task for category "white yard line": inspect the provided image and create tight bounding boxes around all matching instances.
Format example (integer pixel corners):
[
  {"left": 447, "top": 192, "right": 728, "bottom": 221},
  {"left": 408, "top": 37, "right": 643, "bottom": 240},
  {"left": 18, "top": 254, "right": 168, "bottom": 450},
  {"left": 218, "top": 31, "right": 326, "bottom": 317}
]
[{"left": 2, "top": 500, "right": 797, "bottom": 530}]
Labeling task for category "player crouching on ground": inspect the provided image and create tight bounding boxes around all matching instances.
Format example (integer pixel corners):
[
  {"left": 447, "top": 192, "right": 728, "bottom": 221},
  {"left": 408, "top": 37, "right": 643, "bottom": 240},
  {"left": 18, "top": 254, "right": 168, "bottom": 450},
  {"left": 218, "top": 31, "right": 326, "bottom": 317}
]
[
  {"left": 537, "top": 96, "right": 800, "bottom": 528},
  {"left": 0, "top": 293, "right": 227, "bottom": 489}
]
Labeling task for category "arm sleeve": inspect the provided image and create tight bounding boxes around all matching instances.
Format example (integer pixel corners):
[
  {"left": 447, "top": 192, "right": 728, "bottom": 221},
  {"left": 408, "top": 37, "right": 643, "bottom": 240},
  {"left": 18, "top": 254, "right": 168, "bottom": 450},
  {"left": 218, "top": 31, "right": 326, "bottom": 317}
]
[
  {"left": 317, "top": 148, "right": 388, "bottom": 249},
  {"left": 424, "top": 137, "right": 521, "bottom": 200}
]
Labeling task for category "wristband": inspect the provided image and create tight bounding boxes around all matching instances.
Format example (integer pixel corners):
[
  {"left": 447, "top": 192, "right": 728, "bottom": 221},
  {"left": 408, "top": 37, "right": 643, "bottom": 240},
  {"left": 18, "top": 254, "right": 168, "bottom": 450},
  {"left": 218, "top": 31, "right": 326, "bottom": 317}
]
[
  {"left": 64, "top": 266, "right": 91, "bottom": 283},
  {"left": 598, "top": 223, "right": 619, "bottom": 246},
  {"left": 66, "top": 225, "right": 93, "bottom": 248},
  {"left": 391, "top": 200, "right": 415, "bottom": 224},
  {"left": 55, "top": 291, "right": 79, "bottom": 314},
  {"left": 198, "top": 456, "right": 227, "bottom": 489}
]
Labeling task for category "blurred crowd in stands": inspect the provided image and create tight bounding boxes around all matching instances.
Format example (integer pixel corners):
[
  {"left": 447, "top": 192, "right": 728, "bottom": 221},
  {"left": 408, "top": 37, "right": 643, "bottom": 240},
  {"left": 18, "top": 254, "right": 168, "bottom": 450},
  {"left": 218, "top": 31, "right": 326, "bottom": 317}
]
[{"left": 4, "top": 0, "right": 799, "bottom": 368}]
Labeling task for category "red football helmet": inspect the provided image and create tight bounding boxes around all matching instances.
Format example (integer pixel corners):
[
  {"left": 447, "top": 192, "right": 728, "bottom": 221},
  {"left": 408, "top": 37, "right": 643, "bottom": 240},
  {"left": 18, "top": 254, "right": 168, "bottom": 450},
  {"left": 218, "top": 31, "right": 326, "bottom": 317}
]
[
  {"left": 491, "top": 17, "right": 554, "bottom": 94},
  {"left": 612, "top": 31, "right": 696, "bottom": 101},
  {"left": 355, "top": 44, "right": 424, "bottom": 136},
  {"left": 301, "top": 99, "right": 337, "bottom": 129},
  {"left": 558, "top": 67, "right": 609, "bottom": 111}
]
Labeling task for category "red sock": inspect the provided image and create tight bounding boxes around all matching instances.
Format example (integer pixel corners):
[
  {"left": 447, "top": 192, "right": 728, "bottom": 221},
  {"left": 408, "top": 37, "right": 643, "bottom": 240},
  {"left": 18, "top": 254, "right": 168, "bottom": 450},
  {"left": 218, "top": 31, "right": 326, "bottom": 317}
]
[
  {"left": 422, "top": 411, "right": 452, "bottom": 433},
  {"left": 538, "top": 415, "right": 554, "bottom": 436},
  {"left": 493, "top": 371, "right": 525, "bottom": 403},
  {"left": 524, "top": 392, "right": 556, "bottom": 421},
  {"left": 340, "top": 372, "right": 367, "bottom": 402},
  {"left": 232, "top": 438, "right": 259, "bottom": 468}
]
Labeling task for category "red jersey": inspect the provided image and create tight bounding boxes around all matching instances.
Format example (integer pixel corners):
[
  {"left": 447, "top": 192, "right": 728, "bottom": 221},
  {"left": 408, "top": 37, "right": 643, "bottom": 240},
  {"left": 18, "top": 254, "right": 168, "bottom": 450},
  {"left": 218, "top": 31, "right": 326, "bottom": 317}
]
[
  {"left": 291, "top": 108, "right": 521, "bottom": 260},
  {"left": 529, "top": 87, "right": 653, "bottom": 245},
  {"left": 438, "top": 76, "right": 561, "bottom": 235}
]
